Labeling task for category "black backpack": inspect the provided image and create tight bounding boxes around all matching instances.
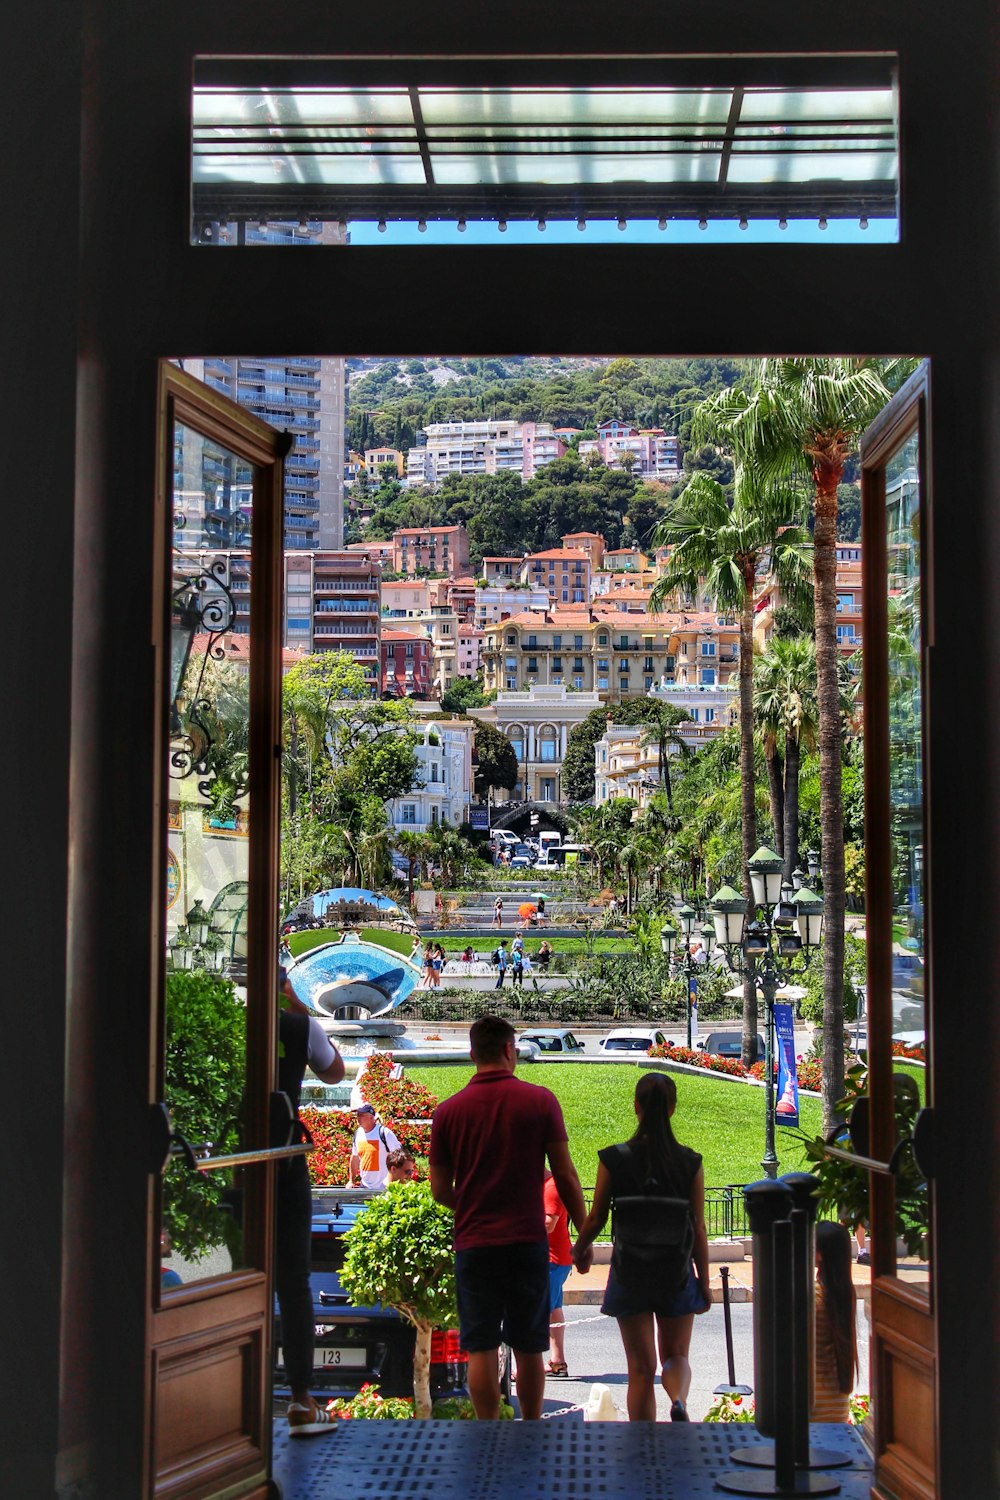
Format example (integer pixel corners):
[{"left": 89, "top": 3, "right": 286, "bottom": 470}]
[{"left": 608, "top": 1144, "right": 695, "bottom": 1293}]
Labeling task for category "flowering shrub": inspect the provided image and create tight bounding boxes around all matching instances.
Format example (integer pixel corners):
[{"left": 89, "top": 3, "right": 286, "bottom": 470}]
[
  {"left": 748, "top": 1057, "right": 824, "bottom": 1092},
  {"left": 300, "top": 1106, "right": 355, "bottom": 1186},
  {"left": 357, "top": 1051, "right": 440, "bottom": 1119},
  {"left": 648, "top": 1043, "right": 747, "bottom": 1077},
  {"left": 325, "top": 1383, "right": 415, "bottom": 1420},
  {"left": 703, "top": 1393, "right": 755, "bottom": 1423},
  {"left": 891, "top": 1040, "right": 925, "bottom": 1062},
  {"left": 704, "top": 1392, "right": 870, "bottom": 1426}
]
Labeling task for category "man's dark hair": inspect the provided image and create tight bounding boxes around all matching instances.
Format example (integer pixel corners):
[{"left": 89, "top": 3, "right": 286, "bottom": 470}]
[
  {"left": 470, "top": 1015, "right": 515, "bottom": 1063},
  {"left": 386, "top": 1147, "right": 414, "bottom": 1171}
]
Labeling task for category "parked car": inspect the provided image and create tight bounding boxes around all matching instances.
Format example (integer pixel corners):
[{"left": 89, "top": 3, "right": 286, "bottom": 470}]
[
  {"left": 698, "top": 1031, "right": 766, "bottom": 1062},
  {"left": 517, "top": 1028, "right": 586, "bottom": 1055},
  {"left": 274, "top": 1190, "right": 468, "bottom": 1403},
  {"left": 599, "top": 1027, "right": 669, "bottom": 1053},
  {"left": 509, "top": 854, "right": 532, "bottom": 869},
  {"left": 514, "top": 1036, "right": 542, "bottom": 1061}
]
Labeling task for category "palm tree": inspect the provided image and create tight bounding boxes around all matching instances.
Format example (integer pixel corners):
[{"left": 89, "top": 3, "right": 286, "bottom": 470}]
[
  {"left": 650, "top": 469, "right": 811, "bottom": 1065},
  {"left": 392, "top": 829, "right": 427, "bottom": 908},
  {"left": 697, "top": 357, "right": 913, "bottom": 1127},
  {"left": 637, "top": 702, "right": 692, "bottom": 811},
  {"left": 753, "top": 635, "right": 819, "bottom": 880}
]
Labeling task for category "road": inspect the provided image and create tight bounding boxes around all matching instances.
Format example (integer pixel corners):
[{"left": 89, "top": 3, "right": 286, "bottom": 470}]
[{"left": 531, "top": 1300, "right": 871, "bottom": 1422}]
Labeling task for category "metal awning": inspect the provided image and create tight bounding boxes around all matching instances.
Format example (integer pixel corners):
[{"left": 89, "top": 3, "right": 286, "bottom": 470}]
[{"left": 192, "top": 57, "right": 898, "bottom": 229}]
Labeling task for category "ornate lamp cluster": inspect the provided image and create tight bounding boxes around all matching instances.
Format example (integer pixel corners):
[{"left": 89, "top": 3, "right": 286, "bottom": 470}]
[
  {"left": 665, "top": 847, "right": 824, "bottom": 1178},
  {"left": 167, "top": 898, "right": 228, "bottom": 974}
]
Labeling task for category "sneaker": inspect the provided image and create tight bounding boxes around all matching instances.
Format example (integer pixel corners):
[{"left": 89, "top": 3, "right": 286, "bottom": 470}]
[
  {"left": 857, "top": 1250, "right": 871, "bottom": 1266},
  {"left": 670, "top": 1399, "right": 690, "bottom": 1422},
  {"left": 287, "top": 1400, "right": 338, "bottom": 1437}
]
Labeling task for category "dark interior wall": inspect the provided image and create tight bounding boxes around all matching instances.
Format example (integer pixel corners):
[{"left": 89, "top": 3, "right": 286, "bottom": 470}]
[
  {"left": 1, "top": 5, "right": 81, "bottom": 1495},
  {"left": 4, "top": 2, "right": 997, "bottom": 1496}
]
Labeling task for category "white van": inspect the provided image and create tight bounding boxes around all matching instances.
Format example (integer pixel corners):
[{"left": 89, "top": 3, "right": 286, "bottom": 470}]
[{"left": 491, "top": 829, "right": 519, "bottom": 849}]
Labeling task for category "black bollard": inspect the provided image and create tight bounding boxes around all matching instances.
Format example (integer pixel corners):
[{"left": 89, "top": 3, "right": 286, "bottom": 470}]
[
  {"left": 714, "top": 1265, "right": 753, "bottom": 1398},
  {"left": 717, "top": 1189, "right": 842, "bottom": 1496}
]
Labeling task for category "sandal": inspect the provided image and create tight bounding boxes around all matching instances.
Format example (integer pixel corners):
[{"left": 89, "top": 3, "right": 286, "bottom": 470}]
[{"left": 545, "top": 1361, "right": 569, "bottom": 1378}]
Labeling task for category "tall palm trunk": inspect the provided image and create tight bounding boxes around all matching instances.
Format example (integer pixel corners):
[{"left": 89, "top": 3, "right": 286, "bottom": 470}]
[
  {"left": 782, "top": 735, "right": 801, "bottom": 881},
  {"left": 764, "top": 744, "right": 785, "bottom": 860},
  {"left": 814, "top": 456, "right": 846, "bottom": 1132},
  {"left": 738, "top": 580, "right": 759, "bottom": 1066}
]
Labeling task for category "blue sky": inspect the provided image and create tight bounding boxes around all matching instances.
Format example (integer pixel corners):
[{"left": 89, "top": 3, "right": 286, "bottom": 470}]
[{"left": 346, "top": 217, "right": 897, "bottom": 247}]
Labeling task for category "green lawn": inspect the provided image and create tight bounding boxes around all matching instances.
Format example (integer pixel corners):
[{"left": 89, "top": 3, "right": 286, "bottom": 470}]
[
  {"left": 407, "top": 1062, "right": 822, "bottom": 1190},
  {"left": 435, "top": 934, "right": 629, "bottom": 956}
]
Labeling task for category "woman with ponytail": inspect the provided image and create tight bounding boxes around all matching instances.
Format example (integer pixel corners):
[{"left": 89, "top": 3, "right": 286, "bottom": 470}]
[
  {"left": 573, "top": 1073, "right": 710, "bottom": 1421},
  {"left": 812, "top": 1221, "right": 858, "bottom": 1422}
]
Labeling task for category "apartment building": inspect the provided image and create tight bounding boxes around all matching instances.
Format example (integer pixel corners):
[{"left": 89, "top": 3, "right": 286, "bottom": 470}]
[
  {"left": 457, "top": 623, "right": 482, "bottom": 679},
  {"left": 471, "top": 685, "right": 605, "bottom": 803},
  {"left": 345, "top": 538, "right": 394, "bottom": 568},
  {"left": 603, "top": 546, "right": 650, "bottom": 574},
  {"left": 753, "top": 541, "right": 863, "bottom": 665},
  {"left": 519, "top": 547, "right": 591, "bottom": 604},
  {"left": 594, "top": 723, "right": 663, "bottom": 809},
  {"left": 482, "top": 555, "right": 523, "bottom": 584},
  {"left": 429, "top": 576, "right": 478, "bottom": 626},
  {"left": 186, "top": 355, "right": 345, "bottom": 550},
  {"left": 284, "top": 550, "right": 381, "bottom": 690},
  {"left": 391, "top": 523, "right": 471, "bottom": 578},
  {"left": 388, "top": 718, "right": 475, "bottom": 832},
  {"left": 577, "top": 421, "right": 681, "bottom": 482},
  {"left": 381, "top": 629, "right": 432, "bottom": 698},
  {"left": 404, "top": 419, "right": 566, "bottom": 487},
  {"left": 475, "top": 582, "right": 551, "bottom": 629},
  {"left": 561, "top": 531, "right": 607, "bottom": 569},
  {"left": 381, "top": 578, "right": 432, "bottom": 618},
  {"left": 364, "top": 446, "right": 405, "bottom": 477},
  {"left": 591, "top": 569, "right": 658, "bottom": 598},
  {"left": 482, "top": 604, "right": 739, "bottom": 704}
]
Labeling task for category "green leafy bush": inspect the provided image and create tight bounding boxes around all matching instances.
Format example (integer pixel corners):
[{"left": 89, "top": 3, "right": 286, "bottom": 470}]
[
  {"left": 163, "top": 970, "right": 246, "bottom": 1259},
  {"left": 341, "top": 1181, "right": 457, "bottom": 1417}
]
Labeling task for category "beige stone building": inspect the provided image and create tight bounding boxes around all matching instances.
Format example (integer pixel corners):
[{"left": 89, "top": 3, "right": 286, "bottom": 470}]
[{"left": 471, "top": 684, "right": 605, "bottom": 803}]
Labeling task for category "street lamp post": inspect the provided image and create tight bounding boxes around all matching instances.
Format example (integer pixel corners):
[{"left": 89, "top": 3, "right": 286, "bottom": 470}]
[{"left": 710, "top": 848, "right": 824, "bottom": 1178}]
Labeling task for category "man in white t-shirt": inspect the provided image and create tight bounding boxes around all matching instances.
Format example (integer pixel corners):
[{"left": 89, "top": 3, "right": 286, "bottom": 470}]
[{"left": 349, "top": 1102, "right": 402, "bottom": 1188}]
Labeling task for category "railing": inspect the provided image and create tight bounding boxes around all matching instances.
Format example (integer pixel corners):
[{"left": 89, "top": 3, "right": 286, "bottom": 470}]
[{"left": 576, "top": 1185, "right": 749, "bottom": 1243}]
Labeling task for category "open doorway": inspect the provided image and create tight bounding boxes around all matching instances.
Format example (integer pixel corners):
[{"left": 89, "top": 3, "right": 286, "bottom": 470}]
[{"left": 156, "top": 350, "right": 932, "bottom": 1497}]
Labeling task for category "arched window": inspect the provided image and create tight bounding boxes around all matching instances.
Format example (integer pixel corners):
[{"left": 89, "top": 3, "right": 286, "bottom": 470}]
[{"left": 538, "top": 724, "right": 559, "bottom": 763}]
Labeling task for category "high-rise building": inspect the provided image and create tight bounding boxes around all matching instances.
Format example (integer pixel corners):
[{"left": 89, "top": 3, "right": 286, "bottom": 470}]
[{"left": 181, "top": 354, "right": 345, "bottom": 551}]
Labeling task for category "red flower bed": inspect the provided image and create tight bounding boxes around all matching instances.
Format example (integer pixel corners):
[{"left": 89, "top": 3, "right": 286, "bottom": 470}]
[
  {"left": 650, "top": 1043, "right": 823, "bottom": 1091},
  {"left": 891, "top": 1040, "right": 925, "bottom": 1062},
  {"left": 301, "top": 1053, "right": 439, "bottom": 1187},
  {"left": 648, "top": 1044, "right": 747, "bottom": 1077}
]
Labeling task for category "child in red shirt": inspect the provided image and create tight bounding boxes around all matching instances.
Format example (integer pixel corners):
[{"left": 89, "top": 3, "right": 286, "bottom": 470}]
[{"left": 544, "top": 1172, "right": 573, "bottom": 1376}]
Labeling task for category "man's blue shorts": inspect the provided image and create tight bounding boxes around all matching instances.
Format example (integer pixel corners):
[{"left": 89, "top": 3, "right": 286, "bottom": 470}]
[
  {"left": 549, "top": 1261, "right": 572, "bottom": 1311},
  {"left": 455, "top": 1240, "right": 550, "bottom": 1354}
]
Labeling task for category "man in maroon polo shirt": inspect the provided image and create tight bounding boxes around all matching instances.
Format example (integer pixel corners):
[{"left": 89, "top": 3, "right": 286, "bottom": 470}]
[{"left": 429, "top": 1015, "right": 591, "bottom": 1419}]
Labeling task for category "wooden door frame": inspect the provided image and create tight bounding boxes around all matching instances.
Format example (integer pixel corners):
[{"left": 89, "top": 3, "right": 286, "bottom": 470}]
[
  {"left": 860, "top": 362, "right": 936, "bottom": 1500},
  {"left": 148, "top": 364, "right": 288, "bottom": 1500}
]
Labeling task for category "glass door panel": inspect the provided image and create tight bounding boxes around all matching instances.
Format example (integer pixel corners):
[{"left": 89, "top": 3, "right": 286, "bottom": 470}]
[
  {"left": 162, "top": 422, "right": 255, "bottom": 1287},
  {"left": 883, "top": 429, "right": 930, "bottom": 1296}
]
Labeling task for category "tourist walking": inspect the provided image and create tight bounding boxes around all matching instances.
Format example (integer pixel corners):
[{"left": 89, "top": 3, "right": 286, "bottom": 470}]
[
  {"left": 494, "top": 938, "right": 509, "bottom": 988},
  {"left": 511, "top": 944, "right": 524, "bottom": 987},
  {"left": 429, "top": 1016, "right": 590, "bottom": 1420},
  {"left": 544, "top": 1172, "right": 573, "bottom": 1378},
  {"left": 421, "top": 942, "right": 435, "bottom": 989},
  {"left": 572, "top": 1073, "right": 710, "bottom": 1422},
  {"left": 812, "top": 1222, "right": 858, "bottom": 1422},
  {"left": 493, "top": 897, "right": 503, "bottom": 929}
]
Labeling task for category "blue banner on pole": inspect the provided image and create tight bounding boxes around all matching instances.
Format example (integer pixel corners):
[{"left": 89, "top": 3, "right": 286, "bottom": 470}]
[{"left": 774, "top": 1002, "right": 800, "bottom": 1129}]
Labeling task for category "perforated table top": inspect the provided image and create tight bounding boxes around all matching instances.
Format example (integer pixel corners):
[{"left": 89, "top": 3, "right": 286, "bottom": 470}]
[{"left": 273, "top": 1419, "right": 872, "bottom": 1500}]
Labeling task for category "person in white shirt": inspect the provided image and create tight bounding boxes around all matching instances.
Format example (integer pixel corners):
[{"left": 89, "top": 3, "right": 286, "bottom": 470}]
[{"left": 349, "top": 1102, "right": 402, "bottom": 1188}]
